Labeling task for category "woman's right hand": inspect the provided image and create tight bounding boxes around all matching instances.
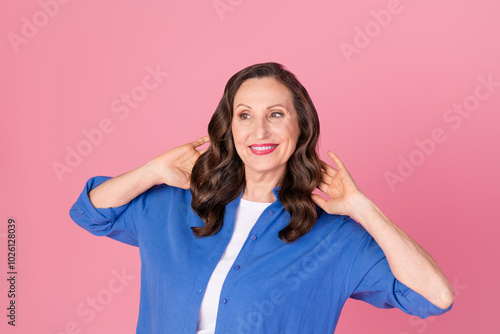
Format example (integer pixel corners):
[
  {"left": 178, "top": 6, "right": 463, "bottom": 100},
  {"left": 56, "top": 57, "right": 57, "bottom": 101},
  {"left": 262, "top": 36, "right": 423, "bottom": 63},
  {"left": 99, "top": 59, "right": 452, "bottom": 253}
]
[
  {"left": 151, "top": 135, "right": 210, "bottom": 189},
  {"left": 88, "top": 136, "right": 210, "bottom": 208}
]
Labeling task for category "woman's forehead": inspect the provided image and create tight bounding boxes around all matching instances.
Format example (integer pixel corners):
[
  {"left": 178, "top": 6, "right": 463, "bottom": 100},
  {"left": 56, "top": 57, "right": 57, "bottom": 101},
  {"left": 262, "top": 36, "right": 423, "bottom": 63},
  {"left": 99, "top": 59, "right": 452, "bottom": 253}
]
[{"left": 233, "top": 78, "right": 292, "bottom": 108}]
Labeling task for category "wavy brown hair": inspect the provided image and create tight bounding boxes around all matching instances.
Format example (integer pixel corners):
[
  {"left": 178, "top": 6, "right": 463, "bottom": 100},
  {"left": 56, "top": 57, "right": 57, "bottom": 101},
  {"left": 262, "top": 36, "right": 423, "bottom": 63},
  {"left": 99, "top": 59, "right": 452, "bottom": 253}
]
[{"left": 190, "top": 62, "right": 322, "bottom": 243}]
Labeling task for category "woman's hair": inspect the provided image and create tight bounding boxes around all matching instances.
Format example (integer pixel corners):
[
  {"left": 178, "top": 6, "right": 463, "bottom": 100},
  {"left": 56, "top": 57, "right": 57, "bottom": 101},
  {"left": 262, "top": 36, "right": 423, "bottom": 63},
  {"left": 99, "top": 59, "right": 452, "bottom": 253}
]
[{"left": 190, "top": 62, "right": 322, "bottom": 243}]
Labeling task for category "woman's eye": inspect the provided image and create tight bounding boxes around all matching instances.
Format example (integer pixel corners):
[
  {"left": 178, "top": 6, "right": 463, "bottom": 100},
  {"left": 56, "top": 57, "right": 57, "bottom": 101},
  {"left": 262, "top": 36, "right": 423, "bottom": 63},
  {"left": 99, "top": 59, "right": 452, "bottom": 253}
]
[
  {"left": 270, "top": 111, "right": 283, "bottom": 118},
  {"left": 239, "top": 113, "right": 250, "bottom": 120}
]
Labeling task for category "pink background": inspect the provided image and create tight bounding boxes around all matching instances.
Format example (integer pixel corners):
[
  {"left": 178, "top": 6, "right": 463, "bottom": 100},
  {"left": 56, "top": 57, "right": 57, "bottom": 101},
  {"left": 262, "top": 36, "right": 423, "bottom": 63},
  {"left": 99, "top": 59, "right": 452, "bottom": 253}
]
[{"left": 1, "top": 0, "right": 499, "bottom": 333}]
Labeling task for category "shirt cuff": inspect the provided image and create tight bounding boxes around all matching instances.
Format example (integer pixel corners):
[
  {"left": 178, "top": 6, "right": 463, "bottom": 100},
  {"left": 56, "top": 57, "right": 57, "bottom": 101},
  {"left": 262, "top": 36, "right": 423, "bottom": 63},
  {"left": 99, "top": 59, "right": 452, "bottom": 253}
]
[
  {"left": 393, "top": 279, "right": 453, "bottom": 319},
  {"left": 70, "top": 176, "right": 132, "bottom": 234}
]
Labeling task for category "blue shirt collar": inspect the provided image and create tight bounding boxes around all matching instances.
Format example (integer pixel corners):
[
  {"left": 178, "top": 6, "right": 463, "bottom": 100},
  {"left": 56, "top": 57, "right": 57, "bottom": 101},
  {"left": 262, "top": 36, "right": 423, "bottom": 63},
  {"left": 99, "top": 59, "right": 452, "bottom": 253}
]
[{"left": 272, "top": 185, "right": 280, "bottom": 201}]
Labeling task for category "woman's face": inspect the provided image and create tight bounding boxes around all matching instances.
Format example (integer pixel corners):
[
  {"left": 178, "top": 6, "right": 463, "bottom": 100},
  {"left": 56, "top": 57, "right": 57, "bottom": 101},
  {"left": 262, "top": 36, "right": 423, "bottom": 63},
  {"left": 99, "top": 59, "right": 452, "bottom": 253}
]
[{"left": 231, "top": 77, "right": 301, "bottom": 181}]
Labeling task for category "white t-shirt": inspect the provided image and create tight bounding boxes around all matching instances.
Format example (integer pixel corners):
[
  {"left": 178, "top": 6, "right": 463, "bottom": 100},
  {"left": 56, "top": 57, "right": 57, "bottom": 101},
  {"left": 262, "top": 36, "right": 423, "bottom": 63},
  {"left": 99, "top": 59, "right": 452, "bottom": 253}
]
[{"left": 196, "top": 198, "right": 273, "bottom": 334}]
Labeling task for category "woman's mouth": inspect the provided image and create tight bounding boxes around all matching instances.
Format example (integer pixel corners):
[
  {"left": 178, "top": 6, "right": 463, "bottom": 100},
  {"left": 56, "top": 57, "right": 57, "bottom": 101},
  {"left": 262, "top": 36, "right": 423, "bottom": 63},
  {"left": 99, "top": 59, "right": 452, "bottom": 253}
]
[{"left": 249, "top": 144, "right": 278, "bottom": 155}]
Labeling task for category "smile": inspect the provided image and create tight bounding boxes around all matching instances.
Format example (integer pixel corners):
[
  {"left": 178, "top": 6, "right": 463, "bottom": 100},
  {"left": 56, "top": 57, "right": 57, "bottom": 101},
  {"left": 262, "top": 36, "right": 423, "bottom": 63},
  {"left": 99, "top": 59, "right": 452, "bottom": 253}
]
[{"left": 249, "top": 144, "right": 278, "bottom": 155}]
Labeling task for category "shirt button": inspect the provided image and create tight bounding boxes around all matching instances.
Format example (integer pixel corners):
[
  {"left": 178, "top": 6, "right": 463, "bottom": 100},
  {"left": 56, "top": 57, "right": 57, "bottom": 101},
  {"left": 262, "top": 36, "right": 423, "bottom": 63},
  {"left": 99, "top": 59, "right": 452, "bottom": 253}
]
[
  {"left": 269, "top": 210, "right": 274, "bottom": 215},
  {"left": 251, "top": 235, "right": 257, "bottom": 240},
  {"left": 234, "top": 265, "right": 240, "bottom": 270},
  {"left": 221, "top": 298, "right": 227, "bottom": 304},
  {"left": 198, "top": 289, "right": 202, "bottom": 293}
]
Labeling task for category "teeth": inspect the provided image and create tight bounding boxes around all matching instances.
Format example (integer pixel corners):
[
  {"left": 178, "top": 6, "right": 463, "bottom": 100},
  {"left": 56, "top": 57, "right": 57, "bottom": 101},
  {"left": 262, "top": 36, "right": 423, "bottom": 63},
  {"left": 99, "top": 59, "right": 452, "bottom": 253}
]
[{"left": 250, "top": 145, "right": 277, "bottom": 150}]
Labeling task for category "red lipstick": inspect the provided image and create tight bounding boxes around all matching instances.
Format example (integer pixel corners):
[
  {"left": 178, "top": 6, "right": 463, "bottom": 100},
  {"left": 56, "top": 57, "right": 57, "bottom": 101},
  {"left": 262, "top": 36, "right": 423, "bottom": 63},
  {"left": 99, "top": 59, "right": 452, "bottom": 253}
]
[{"left": 249, "top": 143, "right": 278, "bottom": 155}]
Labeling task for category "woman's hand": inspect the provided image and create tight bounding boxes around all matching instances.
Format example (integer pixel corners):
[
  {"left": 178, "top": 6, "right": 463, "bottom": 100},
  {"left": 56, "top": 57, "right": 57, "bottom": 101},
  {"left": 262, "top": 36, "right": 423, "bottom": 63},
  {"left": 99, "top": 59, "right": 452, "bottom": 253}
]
[
  {"left": 151, "top": 136, "right": 210, "bottom": 189},
  {"left": 88, "top": 136, "right": 210, "bottom": 209},
  {"left": 311, "top": 151, "right": 364, "bottom": 217}
]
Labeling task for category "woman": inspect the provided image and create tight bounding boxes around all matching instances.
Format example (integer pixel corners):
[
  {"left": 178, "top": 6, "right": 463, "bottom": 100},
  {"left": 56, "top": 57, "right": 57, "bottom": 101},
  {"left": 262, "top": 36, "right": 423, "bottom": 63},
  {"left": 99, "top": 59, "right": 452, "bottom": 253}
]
[{"left": 70, "top": 62, "right": 454, "bottom": 333}]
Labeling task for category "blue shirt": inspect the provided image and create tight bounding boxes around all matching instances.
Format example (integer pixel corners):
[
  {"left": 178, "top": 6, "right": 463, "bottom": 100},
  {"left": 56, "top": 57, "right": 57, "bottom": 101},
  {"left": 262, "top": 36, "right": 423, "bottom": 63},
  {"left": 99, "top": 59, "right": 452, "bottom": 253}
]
[{"left": 69, "top": 176, "right": 453, "bottom": 334}]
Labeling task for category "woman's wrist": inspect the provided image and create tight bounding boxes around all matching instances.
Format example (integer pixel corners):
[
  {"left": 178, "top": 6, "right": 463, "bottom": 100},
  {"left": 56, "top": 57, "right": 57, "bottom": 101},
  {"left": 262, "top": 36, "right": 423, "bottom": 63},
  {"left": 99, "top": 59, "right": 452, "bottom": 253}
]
[
  {"left": 345, "top": 192, "right": 376, "bottom": 224},
  {"left": 143, "top": 158, "right": 165, "bottom": 186}
]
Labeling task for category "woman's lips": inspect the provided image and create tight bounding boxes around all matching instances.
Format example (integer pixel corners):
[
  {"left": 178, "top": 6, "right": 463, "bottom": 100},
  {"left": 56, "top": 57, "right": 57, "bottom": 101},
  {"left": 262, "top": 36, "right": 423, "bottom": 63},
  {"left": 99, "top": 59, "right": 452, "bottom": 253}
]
[{"left": 249, "top": 144, "right": 278, "bottom": 155}]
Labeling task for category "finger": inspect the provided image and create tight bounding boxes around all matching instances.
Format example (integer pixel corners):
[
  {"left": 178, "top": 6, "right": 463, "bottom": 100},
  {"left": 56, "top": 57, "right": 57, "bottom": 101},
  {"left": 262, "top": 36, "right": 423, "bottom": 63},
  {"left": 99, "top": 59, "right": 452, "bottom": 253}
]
[
  {"left": 317, "top": 180, "right": 330, "bottom": 194},
  {"left": 311, "top": 193, "right": 328, "bottom": 211},
  {"left": 191, "top": 135, "right": 210, "bottom": 148},
  {"left": 320, "top": 170, "right": 333, "bottom": 185},
  {"left": 320, "top": 160, "right": 337, "bottom": 177},
  {"left": 327, "top": 151, "right": 345, "bottom": 170},
  {"left": 198, "top": 148, "right": 209, "bottom": 155}
]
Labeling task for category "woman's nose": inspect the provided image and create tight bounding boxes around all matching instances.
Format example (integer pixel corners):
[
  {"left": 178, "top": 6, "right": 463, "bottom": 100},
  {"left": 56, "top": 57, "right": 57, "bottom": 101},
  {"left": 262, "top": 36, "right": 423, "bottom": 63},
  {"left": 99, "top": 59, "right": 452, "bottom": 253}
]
[{"left": 254, "top": 116, "right": 271, "bottom": 139}]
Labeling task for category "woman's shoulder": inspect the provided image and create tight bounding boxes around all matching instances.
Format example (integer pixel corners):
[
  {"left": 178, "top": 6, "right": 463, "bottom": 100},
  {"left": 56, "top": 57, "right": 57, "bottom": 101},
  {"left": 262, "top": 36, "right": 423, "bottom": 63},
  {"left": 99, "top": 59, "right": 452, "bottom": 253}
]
[
  {"left": 117, "top": 182, "right": 193, "bottom": 217},
  {"left": 314, "top": 207, "right": 369, "bottom": 241},
  {"left": 143, "top": 183, "right": 193, "bottom": 203}
]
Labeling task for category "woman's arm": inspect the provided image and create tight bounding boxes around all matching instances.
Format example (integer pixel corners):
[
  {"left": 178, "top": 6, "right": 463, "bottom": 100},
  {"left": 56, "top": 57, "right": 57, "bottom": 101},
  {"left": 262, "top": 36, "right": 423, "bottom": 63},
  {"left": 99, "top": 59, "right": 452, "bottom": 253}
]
[
  {"left": 89, "top": 136, "right": 209, "bottom": 208},
  {"left": 345, "top": 193, "right": 454, "bottom": 309},
  {"left": 311, "top": 151, "right": 454, "bottom": 310}
]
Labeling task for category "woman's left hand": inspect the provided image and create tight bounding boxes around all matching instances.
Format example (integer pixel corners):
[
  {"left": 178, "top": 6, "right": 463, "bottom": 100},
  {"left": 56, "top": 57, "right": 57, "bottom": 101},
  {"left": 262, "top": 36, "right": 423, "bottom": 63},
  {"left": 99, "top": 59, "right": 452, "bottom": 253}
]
[{"left": 311, "top": 151, "right": 364, "bottom": 217}]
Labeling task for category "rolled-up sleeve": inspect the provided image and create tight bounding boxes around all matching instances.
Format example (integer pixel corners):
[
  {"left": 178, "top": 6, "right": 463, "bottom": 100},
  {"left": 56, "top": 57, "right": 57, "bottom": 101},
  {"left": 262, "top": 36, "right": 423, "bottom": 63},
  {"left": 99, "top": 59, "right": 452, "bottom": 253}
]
[
  {"left": 69, "top": 176, "right": 145, "bottom": 247},
  {"left": 346, "top": 231, "right": 453, "bottom": 319}
]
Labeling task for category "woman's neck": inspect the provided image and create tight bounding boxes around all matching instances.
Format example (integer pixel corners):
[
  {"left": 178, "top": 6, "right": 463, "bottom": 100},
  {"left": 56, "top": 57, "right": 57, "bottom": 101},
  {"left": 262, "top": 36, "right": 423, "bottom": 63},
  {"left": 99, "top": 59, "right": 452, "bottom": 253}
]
[
  {"left": 242, "top": 169, "right": 282, "bottom": 203},
  {"left": 242, "top": 184, "right": 276, "bottom": 202}
]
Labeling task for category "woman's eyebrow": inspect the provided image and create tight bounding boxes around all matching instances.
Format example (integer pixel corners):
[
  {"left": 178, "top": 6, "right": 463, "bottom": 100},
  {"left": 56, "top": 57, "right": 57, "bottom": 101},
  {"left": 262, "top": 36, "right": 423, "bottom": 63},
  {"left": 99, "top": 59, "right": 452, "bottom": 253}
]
[{"left": 235, "top": 103, "right": 288, "bottom": 110}]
